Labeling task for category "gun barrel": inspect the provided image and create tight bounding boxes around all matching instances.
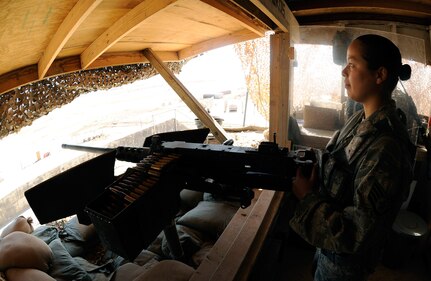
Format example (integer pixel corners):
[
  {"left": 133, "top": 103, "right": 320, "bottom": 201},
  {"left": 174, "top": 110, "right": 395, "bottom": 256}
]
[
  {"left": 62, "top": 144, "right": 115, "bottom": 154},
  {"left": 62, "top": 144, "right": 151, "bottom": 163}
]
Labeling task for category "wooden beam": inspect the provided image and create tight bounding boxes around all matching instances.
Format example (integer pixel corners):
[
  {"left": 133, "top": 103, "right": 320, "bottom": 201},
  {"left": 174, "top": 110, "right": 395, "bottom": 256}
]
[
  {"left": 190, "top": 190, "right": 284, "bottom": 281},
  {"left": 295, "top": 13, "right": 431, "bottom": 27},
  {"left": 89, "top": 51, "right": 179, "bottom": 69},
  {"left": 230, "top": 0, "right": 275, "bottom": 29},
  {"left": 80, "top": 0, "right": 177, "bottom": 69},
  {"left": 269, "top": 32, "right": 291, "bottom": 148},
  {"left": 0, "top": 65, "right": 38, "bottom": 96},
  {"left": 429, "top": 25, "right": 431, "bottom": 65},
  {"left": 250, "top": 0, "right": 299, "bottom": 40},
  {"left": 288, "top": 0, "right": 431, "bottom": 16},
  {"left": 289, "top": 0, "right": 431, "bottom": 25},
  {"left": 178, "top": 29, "right": 260, "bottom": 60},
  {"left": 142, "top": 48, "right": 229, "bottom": 143},
  {"left": 201, "top": 0, "right": 267, "bottom": 36},
  {"left": 38, "top": 0, "right": 102, "bottom": 79},
  {"left": 0, "top": 51, "right": 179, "bottom": 96}
]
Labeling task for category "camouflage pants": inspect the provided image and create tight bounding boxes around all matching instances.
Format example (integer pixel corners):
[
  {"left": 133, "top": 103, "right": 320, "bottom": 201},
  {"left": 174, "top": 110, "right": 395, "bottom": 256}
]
[{"left": 313, "top": 248, "right": 369, "bottom": 281}]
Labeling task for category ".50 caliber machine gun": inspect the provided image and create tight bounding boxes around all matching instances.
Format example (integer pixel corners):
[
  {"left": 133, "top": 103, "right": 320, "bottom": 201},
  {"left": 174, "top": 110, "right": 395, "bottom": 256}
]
[
  {"left": 26, "top": 130, "right": 316, "bottom": 259},
  {"left": 61, "top": 137, "right": 316, "bottom": 208}
]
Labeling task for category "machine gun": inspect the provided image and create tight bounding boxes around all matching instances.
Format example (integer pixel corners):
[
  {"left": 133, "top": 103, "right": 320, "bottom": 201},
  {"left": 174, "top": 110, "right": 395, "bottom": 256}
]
[
  {"left": 61, "top": 138, "right": 316, "bottom": 208},
  {"left": 26, "top": 130, "right": 316, "bottom": 259}
]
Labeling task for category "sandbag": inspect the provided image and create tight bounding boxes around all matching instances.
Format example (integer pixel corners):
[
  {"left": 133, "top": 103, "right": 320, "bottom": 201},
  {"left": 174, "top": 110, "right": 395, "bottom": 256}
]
[
  {"left": 177, "top": 201, "right": 238, "bottom": 238},
  {"left": 132, "top": 260, "right": 194, "bottom": 281},
  {"left": 5, "top": 268, "right": 55, "bottom": 281},
  {"left": 161, "top": 224, "right": 206, "bottom": 259},
  {"left": 1, "top": 216, "right": 34, "bottom": 238},
  {"left": 111, "top": 263, "right": 149, "bottom": 281},
  {"left": 48, "top": 238, "right": 91, "bottom": 281},
  {"left": 179, "top": 190, "right": 203, "bottom": 212},
  {"left": 134, "top": 250, "right": 158, "bottom": 266},
  {"left": 0, "top": 232, "right": 53, "bottom": 272}
]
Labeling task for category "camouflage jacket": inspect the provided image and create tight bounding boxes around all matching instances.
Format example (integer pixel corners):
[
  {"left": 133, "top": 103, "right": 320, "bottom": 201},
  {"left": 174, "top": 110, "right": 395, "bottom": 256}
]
[{"left": 290, "top": 100, "right": 415, "bottom": 267}]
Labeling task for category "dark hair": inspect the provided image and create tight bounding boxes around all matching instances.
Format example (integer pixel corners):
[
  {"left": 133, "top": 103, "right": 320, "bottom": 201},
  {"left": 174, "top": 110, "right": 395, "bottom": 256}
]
[{"left": 355, "top": 34, "right": 411, "bottom": 96}]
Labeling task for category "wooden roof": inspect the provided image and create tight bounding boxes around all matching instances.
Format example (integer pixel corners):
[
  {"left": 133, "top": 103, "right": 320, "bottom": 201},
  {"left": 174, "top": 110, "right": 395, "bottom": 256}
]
[
  {"left": 0, "top": 0, "right": 272, "bottom": 96},
  {"left": 0, "top": 0, "right": 430, "bottom": 96}
]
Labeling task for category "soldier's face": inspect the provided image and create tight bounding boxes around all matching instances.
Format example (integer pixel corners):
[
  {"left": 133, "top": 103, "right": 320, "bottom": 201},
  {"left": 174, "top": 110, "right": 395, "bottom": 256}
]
[{"left": 342, "top": 40, "right": 379, "bottom": 103}]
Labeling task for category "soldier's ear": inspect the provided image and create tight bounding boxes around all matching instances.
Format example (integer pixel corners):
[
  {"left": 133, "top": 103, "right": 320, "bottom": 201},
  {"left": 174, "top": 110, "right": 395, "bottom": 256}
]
[{"left": 375, "top": 67, "right": 388, "bottom": 85}]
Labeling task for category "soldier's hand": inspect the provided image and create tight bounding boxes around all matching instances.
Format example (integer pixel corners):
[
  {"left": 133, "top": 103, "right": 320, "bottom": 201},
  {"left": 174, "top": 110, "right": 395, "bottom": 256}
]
[{"left": 292, "top": 164, "right": 318, "bottom": 200}]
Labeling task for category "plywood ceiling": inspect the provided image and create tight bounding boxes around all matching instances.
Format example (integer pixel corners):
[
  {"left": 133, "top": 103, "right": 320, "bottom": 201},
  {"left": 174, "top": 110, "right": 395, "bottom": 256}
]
[{"left": 0, "top": 0, "right": 430, "bottom": 96}]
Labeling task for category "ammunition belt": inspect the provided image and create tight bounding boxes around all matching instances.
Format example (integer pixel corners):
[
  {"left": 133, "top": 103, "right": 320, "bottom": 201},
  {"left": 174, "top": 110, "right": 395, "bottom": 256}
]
[{"left": 98, "top": 153, "right": 180, "bottom": 217}]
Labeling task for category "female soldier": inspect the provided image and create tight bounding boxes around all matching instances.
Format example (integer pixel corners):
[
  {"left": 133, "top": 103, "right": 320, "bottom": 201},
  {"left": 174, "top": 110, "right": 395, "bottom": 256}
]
[{"left": 289, "top": 34, "right": 416, "bottom": 281}]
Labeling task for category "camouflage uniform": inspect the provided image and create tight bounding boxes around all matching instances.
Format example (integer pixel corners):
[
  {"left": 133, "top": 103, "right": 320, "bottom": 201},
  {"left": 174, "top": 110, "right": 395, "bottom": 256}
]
[{"left": 290, "top": 100, "right": 416, "bottom": 280}]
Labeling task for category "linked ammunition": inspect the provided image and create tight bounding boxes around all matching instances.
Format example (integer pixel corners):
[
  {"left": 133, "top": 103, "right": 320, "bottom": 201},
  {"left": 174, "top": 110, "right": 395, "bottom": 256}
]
[{"left": 109, "top": 187, "right": 135, "bottom": 203}]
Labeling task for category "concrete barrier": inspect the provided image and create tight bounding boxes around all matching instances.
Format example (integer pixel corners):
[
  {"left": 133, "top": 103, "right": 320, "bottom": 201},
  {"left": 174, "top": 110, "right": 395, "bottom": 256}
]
[{"left": 0, "top": 119, "right": 189, "bottom": 228}]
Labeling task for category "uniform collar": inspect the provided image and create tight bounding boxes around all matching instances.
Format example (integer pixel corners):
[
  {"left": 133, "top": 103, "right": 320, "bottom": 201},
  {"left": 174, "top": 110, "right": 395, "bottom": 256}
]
[{"left": 356, "top": 100, "right": 397, "bottom": 137}]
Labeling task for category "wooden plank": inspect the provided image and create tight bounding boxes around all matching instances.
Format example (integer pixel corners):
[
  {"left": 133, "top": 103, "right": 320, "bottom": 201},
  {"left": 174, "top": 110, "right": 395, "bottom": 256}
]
[
  {"left": 190, "top": 190, "right": 285, "bottom": 281},
  {"left": 142, "top": 48, "right": 229, "bottom": 143},
  {"left": 0, "top": 65, "right": 39, "bottom": 96},
  {"left": 288, "top": 0, "right": 431, "bottom": 16},
  {"left": 38, "top": 0, "right": 103, "bottom": 79},
  {"left": 178, "top": 29, "right": 260, "bottom": 60},
  {"left": 190, "top": 190, "right": 261, "bottom": 281},
  {"left": 221, "top": 190, "right": 284, "bottom": 281},
  {"left": 89, "top": 51, "right": 179, "bottom": 69},
  {"left": 47, "top": 52, "right": 175, "bottom": 76},
  {"left": 128, "top": 0, "right": 246, "bottom": 45},
  {"left": 250, "top": 0, "right": 299, "bottom": 41},
  {"left": 0, "top": 1, "right": 79, "bottom": 77},
  {"left": 429, "top": 25, "right": 431, "bottom": 65},
  {"left": 80, "top": 0, "right": 178, "bottom": 69},
  {"left": 0, "top": 51, "right": 179, "bottom": 96},
  {"left": 269, "top": 32, "right": 291, "bottom": 148},
  {"left": 201, "top": 0, "right": 267, "bottom": 36}
]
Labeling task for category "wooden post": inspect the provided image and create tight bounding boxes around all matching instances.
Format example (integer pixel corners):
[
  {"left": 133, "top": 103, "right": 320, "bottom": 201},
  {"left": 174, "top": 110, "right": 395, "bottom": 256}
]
[
  {"left": 142, "top": 48, "right": 229, "bottom": 143},
  {"left": 190, "top": 190, "right": 284, "bottom": 281},
  {"left": 269, "top": 32, "right": 292, "bottom": 148}
]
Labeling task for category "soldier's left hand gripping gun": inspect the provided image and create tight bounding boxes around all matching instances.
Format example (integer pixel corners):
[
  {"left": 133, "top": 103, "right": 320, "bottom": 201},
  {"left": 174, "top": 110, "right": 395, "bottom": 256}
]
[{"left": 61, "top": 138, "right": 316, "bottom": 209}]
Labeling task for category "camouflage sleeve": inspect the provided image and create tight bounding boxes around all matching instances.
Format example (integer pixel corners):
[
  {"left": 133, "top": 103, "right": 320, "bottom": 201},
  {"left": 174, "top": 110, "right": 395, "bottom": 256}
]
[{"left": 289, "top": 136, "right": 411, "bottom": 254}]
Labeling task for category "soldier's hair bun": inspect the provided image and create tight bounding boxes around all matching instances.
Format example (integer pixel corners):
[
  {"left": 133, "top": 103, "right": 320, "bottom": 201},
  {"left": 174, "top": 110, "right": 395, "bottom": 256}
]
[{"left": 399, "top": 64, "right": 411, "bottom": 81}]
